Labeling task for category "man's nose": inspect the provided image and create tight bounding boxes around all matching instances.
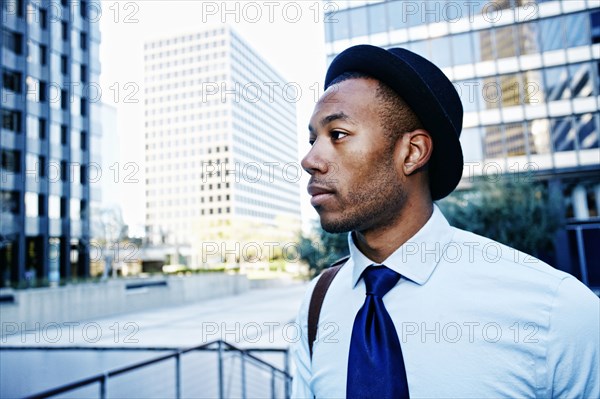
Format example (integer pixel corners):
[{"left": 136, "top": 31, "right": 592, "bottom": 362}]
[{"left": 301, "top": 140, "right": 329, "bottom": 176}]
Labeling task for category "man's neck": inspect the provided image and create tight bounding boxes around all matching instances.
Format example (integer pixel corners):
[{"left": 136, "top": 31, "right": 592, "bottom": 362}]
[{"left": 353, "top": 201, "right": 434, "bottom": 264}]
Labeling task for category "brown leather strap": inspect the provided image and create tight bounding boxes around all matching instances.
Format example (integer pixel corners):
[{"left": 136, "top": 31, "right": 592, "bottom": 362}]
[{"left": 307, "top": 256, "right": 349, "bottom": 359}]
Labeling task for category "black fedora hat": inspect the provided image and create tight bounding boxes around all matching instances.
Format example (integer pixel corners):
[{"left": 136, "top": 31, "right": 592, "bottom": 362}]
[{"left": 324, "top": 44, "right": 463, "bottom": 201}]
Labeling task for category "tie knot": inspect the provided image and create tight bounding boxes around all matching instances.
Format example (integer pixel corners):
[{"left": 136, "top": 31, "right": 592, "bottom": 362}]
[{"left": 362, "top": 265, "right": 400, "bottom": 297}]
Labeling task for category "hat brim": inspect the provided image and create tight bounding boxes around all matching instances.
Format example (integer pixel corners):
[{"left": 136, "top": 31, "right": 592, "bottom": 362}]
[{"left": 324, "top": 45, "right": 463, "bottom": 201}]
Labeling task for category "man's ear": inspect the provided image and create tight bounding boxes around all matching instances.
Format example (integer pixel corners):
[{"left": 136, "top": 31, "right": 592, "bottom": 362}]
[{"left": 402, "top": 129, "right": 433, "bottom": 176}]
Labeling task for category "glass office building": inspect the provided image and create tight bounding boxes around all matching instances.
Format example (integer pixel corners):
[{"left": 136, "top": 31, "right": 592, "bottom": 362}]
[
  {"left": 324, "top": 0, "right": 599, "bottom": 284},
  {"left": 1, "top": 0, "right": 101, "bottom": 286}
]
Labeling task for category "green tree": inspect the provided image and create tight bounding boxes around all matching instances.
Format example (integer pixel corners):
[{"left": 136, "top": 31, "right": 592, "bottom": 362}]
[
  {"left": 437, "top": 176, "right": 563, "bottom": 260},
  {"left": 299, "top": 223, "right": 349, "bottom": 277}
]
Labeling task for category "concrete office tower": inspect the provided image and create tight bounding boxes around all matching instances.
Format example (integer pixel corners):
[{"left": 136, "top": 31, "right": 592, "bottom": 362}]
[
  {"left": 144, "top": 26, "right": 300, "bottom": 267},
  {"left": 1, "top": 0, "right": 101, "bottom": 287},
  {"left": 323, "top": 1, "right": 599, "bottom": 282}
]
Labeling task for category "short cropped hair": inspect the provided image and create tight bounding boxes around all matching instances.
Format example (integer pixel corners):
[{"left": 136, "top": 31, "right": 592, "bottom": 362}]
[{"left": 328, "top": 71, "right": 423, "bottom": 143}]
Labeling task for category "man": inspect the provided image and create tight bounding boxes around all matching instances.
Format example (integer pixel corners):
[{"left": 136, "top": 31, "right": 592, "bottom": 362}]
[{"left": 292, "top": 45, "right": 599, "bottom": 398}]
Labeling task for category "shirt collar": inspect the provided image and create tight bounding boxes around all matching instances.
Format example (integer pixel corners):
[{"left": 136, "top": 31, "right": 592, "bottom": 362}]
[{"left": 348, "top": 204, "right": 454, "bottom": 288}]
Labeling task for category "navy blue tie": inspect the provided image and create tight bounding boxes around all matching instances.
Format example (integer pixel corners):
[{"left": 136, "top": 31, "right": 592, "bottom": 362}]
[{"left": 347, "top": 265, "right": 409, "bottom": 399}]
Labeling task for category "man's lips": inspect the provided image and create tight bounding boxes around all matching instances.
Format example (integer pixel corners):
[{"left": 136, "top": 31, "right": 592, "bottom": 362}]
[
  {"left": 307, "top": 185, "right": 334, "bottom": 196},
  {"left": 308, "top": 185, "right": 335, "bottom": 207}
]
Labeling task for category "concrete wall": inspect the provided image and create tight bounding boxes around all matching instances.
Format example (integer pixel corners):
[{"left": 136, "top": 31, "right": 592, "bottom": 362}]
[
  {"left": 0, "top": 273, "right": 249, "bottom": 333},
  {"left": 248, "top": 276, "right": 301, "bottom": 289}
]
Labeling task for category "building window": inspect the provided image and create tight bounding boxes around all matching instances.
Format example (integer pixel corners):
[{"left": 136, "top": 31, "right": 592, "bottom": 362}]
[
  {"left": 564, "top": 12, "right": 590, "bottom": 47},
  {"left": 48, "top": 195, "right": 60, "bottom": 219},
  {"left": 366, "top": 2, "right": 387, "bottom": 35},
  {"left": 39, "top": 8, "right": 47, "bottom": 29},
  {"left": 430, "top": 36, "right": 452, "bottom": 68},
  {"left": 80, "top": 98, "right": 87, "bottom": 116},
  {"left": 61, "top": 55, "right": 68, "bottom": 75},
  {"left": 3, "top": 0, "right": 25, "bottom": 17},
  {"left": 574, "top": 113, "right": 598, "bottom": 150},
  {"left": 348, "top": 6, "right": 368, "bottom": 38},
  {"left": 40, "top": 44, "right": 47, "bottom": 65},
  {"left": 2, "top": 69, "right": 22, "bottom": 92},
  {"left": 540, "top": 16, "right": 565, "bottom": 52},
  {"left": 0, "top": 190, "right": 20, "bottom": 214},
  {"left": 80, "top": 32, "right": 87, "bottom": 50},
  {"left": 50, "top": 123, "right": 60, "bottom": 144},
  {"left": 551, "top": 118, "right": 575, "bottom": 152},
  {"left": 80, "top": 165, "right": 86, "bottom": 184},
  {"left": 569, "top": 62, "right": 594, "bottom": 99},
  {"left": 70, "top": 198, "right": 80, "bottom": 220},
  {"left": 61, "top": 89, "right": 68, "bottom": 110},
  {"left": 544, "top": 65, "right": 569, "bottom": 101},
  {"left": 60, "top": 161, "right": 67, "bottom": 181},
  {"left": 2, "top": 28, "right": 23, "bottom": 54},
  {"left": 39, "top": 155, "right": 46, "bottom": 177},
  {"left": 60, "top": 125, "right": 67, "bottom": 144},
  {"left": 80, "top": 131, "right": 86, "bottom": 150},
  {"left": 452, "top": 33, "right": 475, "bottom": 65},
  {"left": 592, "top": 11, "right": 600, "bottom": 44},
  {"left": 2, "top": 109, "right": 22, "bottom": 132},
  {"left": 61, "top": 21, "right": 68, "bottom": 41},
  {"left": 60, "top": 197, "right": 67, "bottom": 217},
  {"left": 1, "top": 149, "right": 21, "bottom": 173},
  {"left": 38, "top": 194, "right": 46, "bottom": 216},
  {"left": 80, "top": 1, "right": 87, "bottom": 18},
  {"left": 25, "top": 192, "right": 39, "bottom": 217},
  {"left": 496, "top": 25, "right": 518, "bottom": 59},
  {"left": 80, "top": 64, "right": 87, "bottom": 83},
  {"left": 39, "top": 80, "right": 47, "bottom": 102},
  {"left": 455, "top": 80, "right": 479, "bottom": 113},
  {"left": 39, "top": 118, "right": 46, "bottom": 139}
]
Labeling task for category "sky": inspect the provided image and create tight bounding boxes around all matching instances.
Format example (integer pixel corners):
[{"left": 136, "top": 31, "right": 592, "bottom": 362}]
[{"left": 98, "top": 1, "right": 329, "bottom": 235}]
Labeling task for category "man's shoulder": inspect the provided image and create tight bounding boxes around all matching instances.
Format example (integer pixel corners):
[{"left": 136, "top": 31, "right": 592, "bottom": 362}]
[
  {"left": 448, "top": 225, "right": 571, "bottom": 283},
  {"left": 448, "top": 226, "right": 598, "bottom": 323}
]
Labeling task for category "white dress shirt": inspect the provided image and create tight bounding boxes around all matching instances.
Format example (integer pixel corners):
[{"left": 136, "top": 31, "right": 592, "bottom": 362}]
[{"left": 292, "top": 205, "right": 600, "bottom": 398}]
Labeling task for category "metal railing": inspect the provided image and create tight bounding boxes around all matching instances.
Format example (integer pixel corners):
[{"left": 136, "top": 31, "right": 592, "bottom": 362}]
[
  {"left": 2, "top": 341, "right": 291, "bottom": 399},
  {"left": 565, "top": 221, "right": 600, "bottom": 287}
]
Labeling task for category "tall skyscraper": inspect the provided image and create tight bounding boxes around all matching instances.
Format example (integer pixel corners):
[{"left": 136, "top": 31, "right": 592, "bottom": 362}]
[
  {"left": 1, "top": 0, "right": 101, "bottom": 287},
  {"left": 323, "top": 0, "right": 599, "bottom": 283},
  {"left": 144, "top": 26, "right": 300, "bottom": 266}
]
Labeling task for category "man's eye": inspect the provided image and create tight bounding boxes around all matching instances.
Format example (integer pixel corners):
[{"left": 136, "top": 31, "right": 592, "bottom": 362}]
[{"left": 331, "top": 131, "right": 348, "bottom": 140}]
